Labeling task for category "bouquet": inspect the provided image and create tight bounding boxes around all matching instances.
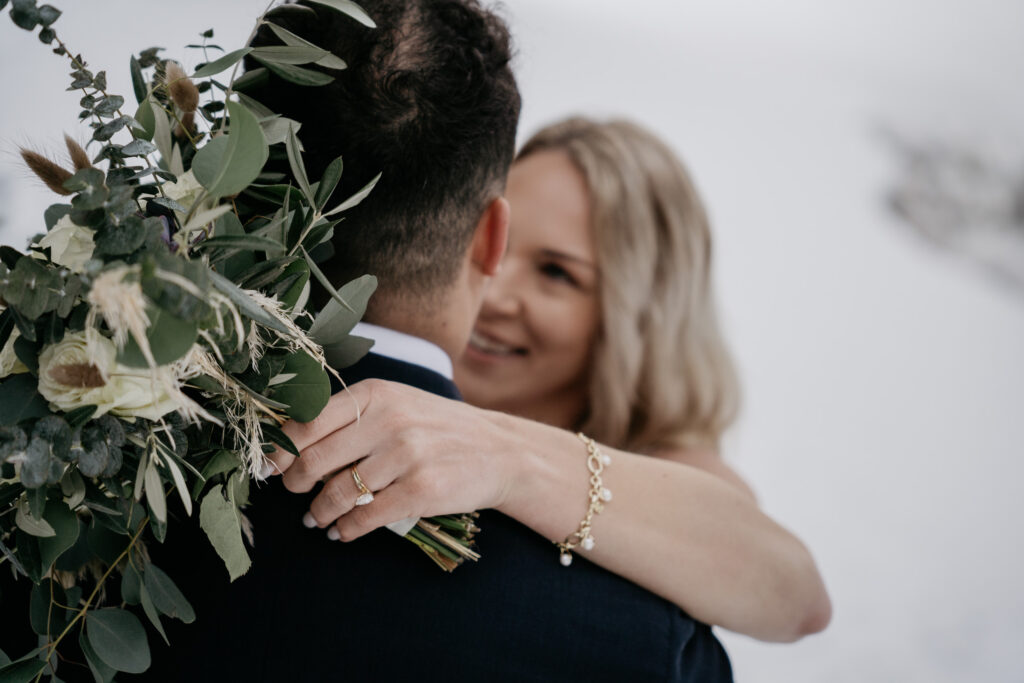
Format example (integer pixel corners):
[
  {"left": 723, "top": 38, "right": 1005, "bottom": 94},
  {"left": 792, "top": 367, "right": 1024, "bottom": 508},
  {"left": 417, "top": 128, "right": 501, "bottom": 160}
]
[{"left": 0, "top": 1, "right": 479, "bottom": 679}]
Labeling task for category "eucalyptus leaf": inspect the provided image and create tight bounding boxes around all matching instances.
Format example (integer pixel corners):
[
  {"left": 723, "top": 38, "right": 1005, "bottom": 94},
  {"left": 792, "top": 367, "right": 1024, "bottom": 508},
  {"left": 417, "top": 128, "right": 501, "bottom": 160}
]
[
  {"left": 130, "top": 55, "right": 147, "bottom": 104},
  {"left": 207, "top": 268, "right": 292, "bottom": 336},
  {"left": 284, "top": 122, "right": 314, "bottom": 206},
  {"left": 182, "top": 203, "right": 233, "bottom": 233},
  {"left": 199, "top": 484, "right": 251, "bottom": 581},
  {"left": 144, "top": 564, "right": 196, "bottom": 623},
  {"left": 195, "top": 235, "right": 284, "bottom": 255},
  {"left": 265, "top": 22, "right": 347, "bottom": 69},
  {"left": 272, "top": 351, "right": 331, "bottom": 422},
  {"left": 0, "top": 658, "right": 44, "bottom": 683},
  {"left": 38, "top": 501, "right": 79, "bottom": 569},
  {"left": 323, "top": 171, "right": 381, "bottom": 217},
  {"left": 139, "top": 586, "right": 168, "bottom": 645},
  {"left": 144, "top": 459, "right": 166, "bottom": 524},
  {"left": 307, "top": 0, "right": 377, "bottom": 27},
  {"left": 0, "top": 375, "right": 49, "bottom": 427},
  {"left": 314, "top": 155, "right": 344, "bottom": 210},
  {"left": 15, "top": 499, "right": 55, "bottom": 538},
  {"left": 322, "top": 334, "right": 375, "bottom": 370},
  {"left": 86, "top": 608, "right": 151, "bottom": 674},
  {"left": 250, "top": 45, "right": 329, "bottom": 65},
  {"left": 162, "top": 455, "right": 192, "bottom": 516},
  {"left": 309, "top": 274, "right": 378, "bottom": 344},
  {"left": 116, "top": 307, "right": 197, "bottom": 368},
  {"left": 79, "top": 630, "right": 116, "bottom": 683},
  {"left": 190, "top": 101, "right": 268, "bottom": 199},
  {"left": 253, "top": 56, "right": 334, "bottom": 87},
  {"left": 191, "top": 47, "right": 252, "bottom": 78}
]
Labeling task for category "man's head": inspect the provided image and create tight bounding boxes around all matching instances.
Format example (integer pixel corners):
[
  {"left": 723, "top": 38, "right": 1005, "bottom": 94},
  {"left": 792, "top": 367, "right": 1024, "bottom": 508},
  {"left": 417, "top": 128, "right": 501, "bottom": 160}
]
[{"left": 247, "top": 0, "right": 520, "bottom": 355}]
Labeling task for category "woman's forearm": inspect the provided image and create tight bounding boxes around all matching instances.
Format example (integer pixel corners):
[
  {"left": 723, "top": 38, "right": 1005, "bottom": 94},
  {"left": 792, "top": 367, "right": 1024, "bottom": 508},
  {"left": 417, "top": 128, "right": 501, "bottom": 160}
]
[{"left": 491, "top": 412, "right": 832, "bottom": 642}]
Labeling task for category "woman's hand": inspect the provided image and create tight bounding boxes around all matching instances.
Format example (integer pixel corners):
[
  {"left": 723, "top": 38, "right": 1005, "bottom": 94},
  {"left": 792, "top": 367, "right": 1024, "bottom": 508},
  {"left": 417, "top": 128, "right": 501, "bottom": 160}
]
[{"left": 265, "top": 378, "right": 519, "bottom": 541}]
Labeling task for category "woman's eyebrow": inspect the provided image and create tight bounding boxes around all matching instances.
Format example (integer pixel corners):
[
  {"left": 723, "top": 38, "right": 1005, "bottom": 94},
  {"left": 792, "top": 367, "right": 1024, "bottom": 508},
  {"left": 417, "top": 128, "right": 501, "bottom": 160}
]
[{"left": 540, "top": 248, "right": 598, "bottom": 270}]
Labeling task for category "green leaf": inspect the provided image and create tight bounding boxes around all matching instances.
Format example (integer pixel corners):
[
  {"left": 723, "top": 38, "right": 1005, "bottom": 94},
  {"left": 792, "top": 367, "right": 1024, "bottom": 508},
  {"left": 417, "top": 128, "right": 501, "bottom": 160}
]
[
  {"left": 0, "top": 375, "right": 49, "bottom": 427},
  {"left": 29, "top": 578, "right": 66, "bottom": 636},
  {"left": 323, "top": 171, "right": 381, "bottom": 217},
  {"left": 86, "top": 608, "right": 150, "bottom": 674},
  {"left": 206, "top": 268, "right": 292, "bottom": 336},
  {"left": 322, "top": 334, "right": 374, "bottom": 370},
  {"left": 307, "top": 0, "right": 377, "bottom": 27},
  {"left": 79, "top": 630, "right": 116, "bottom": 683},
  {"left": 314, "top": 155, "right": 344, "bottom": 210},
  {"left": 144, "top": 459, "right": 166, "bottom": 523},
  {"left": 139, "top": 585, "right": 168, "bottom": 645},
  {"left": 93, "top": 95, "right": 124, "bottom": 117},
  {"left": 37, "top": 5, "right": 61, "bottom": 27},
  {"left": 195, "top": 235, "right": 284, "bottom": 255},
  {"left": 149, "top": 100, "right": 172, "bottom": 163},
  {"left": 116, "top": 307, "right": 198, "bottom": 368},
  {"left": 120, "top": 138, "right": 157, "bottom": 157},
  {"left": 265, "top": 22, "right": 347, "bottom": 69},
  {"left": 144, "top": 564, "right": 196, "bottom": 623},
  {"left": 199, "top": 484, "right": 251, "bottom": 581},
  {"left": 0, "top": 658, "right": 44, "bottom": 683},
  {"left": 191, "top": 47, "right": 252, "bottom": 78},
  {"left": 252, "top": 56, "right": 334, "bottom": 86},
  {"left": 258, "top": 114, "right": 300, "bottom": 146},
  {"left": 284, "top": 122, "right": 314, "bottom": 207},
  {"left": 121, "top": 563, "right": 142, "bottom": 605},
  {"left": 250, "top": 45, "right": 330, "bottom": 65},
  {"left": 15, "top": 498, "right": 55, "bottom": 538},
  {"left": 309, "top": 274, "right": 377, "bottom": 344},
  {"left": 190, "top": 101, "right": 268, "bottom": 199},
  {"left": 181, "top": 203, "right": 233, "bottom": 233},
  {"left": 129, "top": 55, "right": 147, "bottom": 104},
  {"left": 38, "top": 501, "right": 80, "bottom": 569},
  {"left": 272, "top": 352, "right": 330, "bottom": 422},
  {"left": 92, "top": 115, "right": 131, "bottom": 142}
]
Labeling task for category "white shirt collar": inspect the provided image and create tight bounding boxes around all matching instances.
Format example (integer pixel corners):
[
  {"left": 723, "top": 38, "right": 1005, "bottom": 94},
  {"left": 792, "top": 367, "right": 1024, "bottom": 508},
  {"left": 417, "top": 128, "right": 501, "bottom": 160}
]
[{"left": 350, "top": 321, "right": 453, "bottom": 380}]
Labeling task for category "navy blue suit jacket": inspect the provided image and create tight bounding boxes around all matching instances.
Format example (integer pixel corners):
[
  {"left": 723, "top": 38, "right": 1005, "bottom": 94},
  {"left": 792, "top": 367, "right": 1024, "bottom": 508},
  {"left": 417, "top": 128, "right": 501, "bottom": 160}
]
[{"left": 147, "top": 351, "right": 734, "bottom": 681}]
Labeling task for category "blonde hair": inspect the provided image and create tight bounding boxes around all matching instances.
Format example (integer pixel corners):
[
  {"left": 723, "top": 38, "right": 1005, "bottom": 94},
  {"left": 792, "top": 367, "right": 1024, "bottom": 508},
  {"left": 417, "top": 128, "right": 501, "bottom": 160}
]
[{"left": 518, "top": 118, "right": 740, "bottom": 452}]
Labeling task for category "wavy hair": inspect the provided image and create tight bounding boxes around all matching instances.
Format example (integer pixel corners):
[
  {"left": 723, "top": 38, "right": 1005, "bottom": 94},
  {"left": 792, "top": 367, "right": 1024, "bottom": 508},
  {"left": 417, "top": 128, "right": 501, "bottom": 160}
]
[{"left": 518, "top": 119, "right": 739, "bottom": 451}]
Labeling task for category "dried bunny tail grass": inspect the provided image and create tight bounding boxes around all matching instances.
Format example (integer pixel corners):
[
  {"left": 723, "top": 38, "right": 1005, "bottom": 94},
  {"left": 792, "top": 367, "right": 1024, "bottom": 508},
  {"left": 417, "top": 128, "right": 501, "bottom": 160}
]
[
  {"left": 64, "top": 134, "right": 92, "bottom": 171},
  {"left": 20, "top": 148, "right": 72, "bottom": 195},
  {"left": 164, "top": 61, "right": 199, "bottom": 114},
  {"left": 86, "top": 265, "right": 154, "bottom": 366},
  {"left": 174, "top": 111, "right": 196, "bottom": 140}
]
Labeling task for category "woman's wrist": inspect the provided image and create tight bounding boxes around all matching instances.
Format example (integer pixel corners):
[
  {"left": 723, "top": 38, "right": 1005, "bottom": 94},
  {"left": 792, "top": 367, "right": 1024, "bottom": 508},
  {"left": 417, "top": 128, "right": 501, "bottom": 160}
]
[{"left": 487, "top": 411, "right": 592, "bottom": 542}]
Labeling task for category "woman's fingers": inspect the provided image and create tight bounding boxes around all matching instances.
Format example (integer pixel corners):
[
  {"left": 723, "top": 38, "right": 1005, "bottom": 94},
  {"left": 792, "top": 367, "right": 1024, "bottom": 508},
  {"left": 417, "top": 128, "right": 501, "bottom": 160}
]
[
  {"left": 327, "top": 482, "right": 419, "bottom": 543},
  {"left": 305, "top": 454, "right": 397, "bottom": 528},
  {"left": 264, "top": 380, "right": 374, "bottom": 476}
]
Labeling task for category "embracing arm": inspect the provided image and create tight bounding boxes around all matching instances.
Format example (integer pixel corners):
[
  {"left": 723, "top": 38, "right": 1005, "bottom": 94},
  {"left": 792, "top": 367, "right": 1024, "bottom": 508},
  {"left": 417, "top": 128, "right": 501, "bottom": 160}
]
[
  {"left": 495, "top": 413, "right": 831, "bottom": 642},
  {"left": 269, "top": 379, "right": 831, "bottom": 643}
]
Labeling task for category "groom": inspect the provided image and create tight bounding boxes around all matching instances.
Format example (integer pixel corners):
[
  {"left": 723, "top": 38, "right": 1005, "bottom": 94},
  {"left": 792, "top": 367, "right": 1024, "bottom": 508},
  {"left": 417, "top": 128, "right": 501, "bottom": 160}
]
[{"left": 154, "top": 1, "right": 732, "bottom": 681}]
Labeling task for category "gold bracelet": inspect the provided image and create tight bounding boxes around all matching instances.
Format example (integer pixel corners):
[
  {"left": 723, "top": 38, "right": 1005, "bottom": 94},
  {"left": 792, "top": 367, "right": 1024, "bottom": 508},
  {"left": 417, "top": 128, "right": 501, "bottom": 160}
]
[{"left": 556, "top": 432, "right": 612, "bottom": 566}]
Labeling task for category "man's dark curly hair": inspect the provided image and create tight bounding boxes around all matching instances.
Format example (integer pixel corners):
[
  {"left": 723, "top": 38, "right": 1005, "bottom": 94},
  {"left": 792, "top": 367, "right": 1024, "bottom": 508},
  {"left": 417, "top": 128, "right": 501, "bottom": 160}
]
[{"left": 245, "top": 0, "right": 520, "bottom": 306}]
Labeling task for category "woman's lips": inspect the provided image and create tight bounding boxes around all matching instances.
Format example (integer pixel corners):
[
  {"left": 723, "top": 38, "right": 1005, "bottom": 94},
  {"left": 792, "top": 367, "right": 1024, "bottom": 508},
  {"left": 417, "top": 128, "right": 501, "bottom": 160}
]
[{"left": 468, "top": 330, "right": 527, "bottom": 357}]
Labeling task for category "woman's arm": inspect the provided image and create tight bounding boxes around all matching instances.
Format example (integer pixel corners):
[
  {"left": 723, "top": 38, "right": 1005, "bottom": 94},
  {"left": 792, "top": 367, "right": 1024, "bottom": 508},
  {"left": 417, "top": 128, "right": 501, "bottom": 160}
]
[
  {"left": 270, "top": 379, "right": 831, "bottom": 642},
  {"left": 496, "top": 413, "right": 831, "bottom": 642}
]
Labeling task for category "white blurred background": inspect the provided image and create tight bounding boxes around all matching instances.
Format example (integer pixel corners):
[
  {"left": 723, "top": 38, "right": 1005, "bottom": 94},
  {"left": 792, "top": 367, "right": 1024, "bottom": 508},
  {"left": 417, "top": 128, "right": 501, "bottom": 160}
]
[{"left": 2, "top": 2, "right": 1023, "bottom": 680}]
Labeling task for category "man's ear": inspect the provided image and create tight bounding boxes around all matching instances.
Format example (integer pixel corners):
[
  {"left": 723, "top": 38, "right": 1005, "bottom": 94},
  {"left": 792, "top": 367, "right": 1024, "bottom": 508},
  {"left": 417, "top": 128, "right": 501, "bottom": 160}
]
[{"left": 470, "top": 196, "right": 509, "bottom": 276}]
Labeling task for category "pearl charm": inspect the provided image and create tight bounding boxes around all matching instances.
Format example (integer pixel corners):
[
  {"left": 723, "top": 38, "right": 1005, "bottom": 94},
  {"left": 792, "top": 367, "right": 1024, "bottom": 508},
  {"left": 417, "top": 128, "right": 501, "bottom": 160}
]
[
  {"left": 582, "top": 536, "right": 595, "bottom": 551},
  {"left": 601, "top": 454, "right": 612, "bottom": 466},
  {"left": 600, "top": 487, "right": 612, "bottom": 502},
  {"left": 560, "top": 552, "right": 573, "bottom": 567}
]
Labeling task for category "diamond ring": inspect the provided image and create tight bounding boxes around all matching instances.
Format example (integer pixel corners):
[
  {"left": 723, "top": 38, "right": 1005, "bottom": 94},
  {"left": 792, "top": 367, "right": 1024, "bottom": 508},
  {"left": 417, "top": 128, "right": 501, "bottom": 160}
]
[{"left": 351, "top": 465, "right": 374, "bottom": 506}]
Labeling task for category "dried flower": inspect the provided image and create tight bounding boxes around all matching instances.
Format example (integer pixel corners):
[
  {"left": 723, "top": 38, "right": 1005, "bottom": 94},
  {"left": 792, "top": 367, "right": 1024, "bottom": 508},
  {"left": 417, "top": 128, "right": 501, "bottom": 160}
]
[
  {"left": 20, "top": 148, "right": 72, "bottom": 195},
  {"left": 64, "top": 134, "right": 92, "bottom": 171},
  {"left": 165, "top": 61, "right": 199, "bottom": 113}
]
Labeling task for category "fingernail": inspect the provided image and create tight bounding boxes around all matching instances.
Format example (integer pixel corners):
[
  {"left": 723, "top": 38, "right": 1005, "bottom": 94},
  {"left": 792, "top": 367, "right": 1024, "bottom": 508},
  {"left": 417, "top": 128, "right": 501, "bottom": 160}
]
[
  {"left": 302, "top": 512, "right": 317, "bottom": 529},
  {"left": 257, "top": 462, "right": 274, "bottom": 480},
  {"left": 327, "top": 527, "right": 340, "bottom": 541}
]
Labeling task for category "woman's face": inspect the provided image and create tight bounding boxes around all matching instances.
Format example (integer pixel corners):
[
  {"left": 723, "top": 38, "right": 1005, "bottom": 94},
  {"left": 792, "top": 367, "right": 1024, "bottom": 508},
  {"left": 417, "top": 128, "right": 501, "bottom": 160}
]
[{"left": 454, "top": 150, "right": 601, "bottom": 427}]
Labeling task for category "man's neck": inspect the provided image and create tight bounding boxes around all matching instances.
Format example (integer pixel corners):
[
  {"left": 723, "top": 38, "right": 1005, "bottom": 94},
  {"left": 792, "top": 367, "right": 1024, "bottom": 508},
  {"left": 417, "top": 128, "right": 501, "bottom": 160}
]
[{"left": 365, "top": 296, "right": 467, "bottom": 361}]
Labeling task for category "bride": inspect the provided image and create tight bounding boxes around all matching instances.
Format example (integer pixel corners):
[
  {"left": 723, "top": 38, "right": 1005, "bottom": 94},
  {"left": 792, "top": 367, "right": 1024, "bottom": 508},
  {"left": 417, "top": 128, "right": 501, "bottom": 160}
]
[{"left": 271, "top": 117, "right": 831, "bottom": 642}]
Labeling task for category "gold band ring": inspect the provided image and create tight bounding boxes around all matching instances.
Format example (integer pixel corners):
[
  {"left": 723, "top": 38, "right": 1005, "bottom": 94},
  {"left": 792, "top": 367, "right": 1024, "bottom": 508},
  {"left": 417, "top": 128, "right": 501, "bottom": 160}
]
[{"left": 351, "top": 465, "right": 374, "bottom": 506}]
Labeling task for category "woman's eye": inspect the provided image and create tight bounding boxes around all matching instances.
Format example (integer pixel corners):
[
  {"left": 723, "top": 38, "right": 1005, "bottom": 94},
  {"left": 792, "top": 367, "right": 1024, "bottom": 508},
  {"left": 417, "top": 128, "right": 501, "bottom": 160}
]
[{"left": 539, "top": 262, "right": 576, "bottom": 285}]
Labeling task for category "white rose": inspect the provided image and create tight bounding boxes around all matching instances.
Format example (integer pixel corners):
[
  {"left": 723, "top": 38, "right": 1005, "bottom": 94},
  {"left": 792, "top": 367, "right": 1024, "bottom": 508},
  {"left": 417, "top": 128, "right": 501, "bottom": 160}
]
[
  {"left": 37, "top": 331, "right": 183, "bottom": 421},
  {"left": 0, "top": 328, "right": 29, "bottom": 378},
  {"left": 35, "top": 215, "right": 95, "bottom": 272},
  {"left": 162, "top": 170, "right": 205, "bottom": 212}
]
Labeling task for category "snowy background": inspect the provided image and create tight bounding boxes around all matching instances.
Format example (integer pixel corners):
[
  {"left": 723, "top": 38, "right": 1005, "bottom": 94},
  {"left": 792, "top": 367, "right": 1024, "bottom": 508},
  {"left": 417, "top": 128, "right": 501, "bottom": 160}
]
[{"left": 2, "top": 2, "right": 1023, "bottom": 681}]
